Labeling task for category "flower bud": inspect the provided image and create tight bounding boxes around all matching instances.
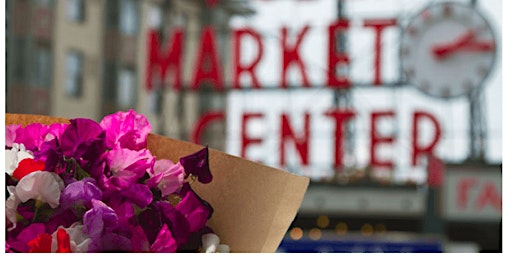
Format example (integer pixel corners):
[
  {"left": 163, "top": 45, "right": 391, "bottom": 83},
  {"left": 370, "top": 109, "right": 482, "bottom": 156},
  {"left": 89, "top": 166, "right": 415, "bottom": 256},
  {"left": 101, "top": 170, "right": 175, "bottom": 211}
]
[{"left": 201, "top": 233, "right": 220, "bottom": 253}]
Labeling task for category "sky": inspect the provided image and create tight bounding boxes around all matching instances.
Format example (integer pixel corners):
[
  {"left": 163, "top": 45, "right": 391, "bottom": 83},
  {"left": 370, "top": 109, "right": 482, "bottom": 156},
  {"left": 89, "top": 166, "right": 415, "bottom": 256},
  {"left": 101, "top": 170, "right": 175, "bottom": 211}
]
[{"left": 225, "top": 0, "right": 502, "bottom": 183}]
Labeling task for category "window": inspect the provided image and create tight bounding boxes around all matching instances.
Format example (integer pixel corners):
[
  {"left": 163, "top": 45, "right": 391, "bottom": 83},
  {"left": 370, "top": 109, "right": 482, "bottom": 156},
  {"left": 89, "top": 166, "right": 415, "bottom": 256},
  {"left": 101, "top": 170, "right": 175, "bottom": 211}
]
[
  {"left": 65, "top": 50, "right": 83, "bottom": 97},
  {"left": 117, "top": 68, "right": 136, "bottom": 108},
  {"left": 32, "top": 46, "right": 52, "bottom": 88},
  {"left": 66, "top": 0, "right": 85, "bottom": 22},
  {"left": 119, "top": 0, "right": 138, "bottom": 35},
  {"left": 103, "top": 61, "right": 117, "bottom": 100},
  {"left": 12, "top": 37, "right": 27, "bottom": 82}
]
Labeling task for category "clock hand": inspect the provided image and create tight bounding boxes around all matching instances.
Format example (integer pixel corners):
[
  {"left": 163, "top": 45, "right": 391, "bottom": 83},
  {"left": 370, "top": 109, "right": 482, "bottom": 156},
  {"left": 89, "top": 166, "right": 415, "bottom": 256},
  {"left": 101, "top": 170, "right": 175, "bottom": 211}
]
[
  {"left": 431, "top": 30, "right": 476, "bottom": 59},
  {"left": 460, "top": 41, "right": 495, "bottom": 52}
]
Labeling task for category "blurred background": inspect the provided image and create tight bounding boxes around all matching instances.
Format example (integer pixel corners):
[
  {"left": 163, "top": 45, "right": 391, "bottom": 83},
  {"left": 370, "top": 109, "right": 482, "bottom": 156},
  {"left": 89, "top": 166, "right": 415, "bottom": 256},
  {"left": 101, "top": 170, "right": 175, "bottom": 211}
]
[{"left": 5, "top": 0, "right": 501, "bottom": 252}]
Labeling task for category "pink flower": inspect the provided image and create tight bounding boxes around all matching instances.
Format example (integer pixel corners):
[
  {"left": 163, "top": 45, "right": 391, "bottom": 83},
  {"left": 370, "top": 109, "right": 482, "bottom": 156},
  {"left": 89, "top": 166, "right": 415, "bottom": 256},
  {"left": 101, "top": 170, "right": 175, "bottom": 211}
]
[
  {"left": 107, "top": 148, "right": 155, "bottom": 188},
  {"left": 6, "top": 124, "right": 21, "bottom": 147},
  {"left": 146, "top": 159, "right": 185, "bottom": 196},
  {"left": 100, "top": 109, "right": 152, "bottom": 151},
  {"left": 16, "top": 171, "right": 65, "bottom": 208}
]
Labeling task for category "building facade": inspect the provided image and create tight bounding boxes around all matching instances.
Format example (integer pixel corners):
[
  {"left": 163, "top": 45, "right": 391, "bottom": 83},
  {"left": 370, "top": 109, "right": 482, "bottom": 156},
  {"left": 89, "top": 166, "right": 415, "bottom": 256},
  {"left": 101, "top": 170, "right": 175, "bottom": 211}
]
[{"left": 6, "top": 0, "right": 252, "bottom": 150}]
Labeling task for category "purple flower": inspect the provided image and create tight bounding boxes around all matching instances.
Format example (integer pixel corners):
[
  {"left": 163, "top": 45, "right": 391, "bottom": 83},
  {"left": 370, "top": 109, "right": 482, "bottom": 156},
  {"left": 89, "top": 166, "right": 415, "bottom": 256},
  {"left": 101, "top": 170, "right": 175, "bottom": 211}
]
[
  {"left": 59, "top": 178, "right": 102, "bottom": 210},
  {"left": 179, "top": 147, "right": 213, "bottom": 184},
  {"left": 119, "top": 183, "right": 153, "bottom": 209},
  {"left": 138, "top": 206, "right": 165, "bottom": 244},
  {"left": 60, "top": 118, "right": 107, "bottom": 161},
  {"left": 35, "top": 138, "right": 64, "bottom": 173},
  {"left": 87, "top": 232, "right": 131, "bottom": 252},
  {"left": 153, "top": 201, "right": 191, "bottom": 246},
  {"left": 100, "top": 109, "right": 152, "bottom": 151},
  {"left": 83, "top": 199, "right": 119, "bottom": 239},
  {"left": 44, "top": 209, "right": 79, "bottom": 235},
  {"left": 107, "top": 148, "right": 154, "bottom": 187}
]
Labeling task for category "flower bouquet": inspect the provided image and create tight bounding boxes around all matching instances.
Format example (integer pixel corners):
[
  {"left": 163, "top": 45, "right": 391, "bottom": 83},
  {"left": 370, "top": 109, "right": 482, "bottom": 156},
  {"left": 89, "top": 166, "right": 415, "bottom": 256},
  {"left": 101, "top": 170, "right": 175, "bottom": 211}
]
[{"left": 5, "top": 110, "right": 310, "bottom": 253}]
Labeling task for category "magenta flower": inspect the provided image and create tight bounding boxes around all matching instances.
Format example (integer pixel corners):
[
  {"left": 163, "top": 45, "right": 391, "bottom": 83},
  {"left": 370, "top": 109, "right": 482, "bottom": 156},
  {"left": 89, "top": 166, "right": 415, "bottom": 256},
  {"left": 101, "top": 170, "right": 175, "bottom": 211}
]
[
  {"left": 179, "top": 147, "right": 213, "bottom": 184},
  {"left": 7, "top": 223, "right": 46, "bottom": 253},
  {"left": 176, "top": 183, "right": 213, "bottom": 233},
  {"left": 47, "top": 123, "right": 69, "bottom": 141},
  {"left": 13, "top": 123, "right": 49, "bottom": 152},
  {"left": 150, "top": 224, "right": 178, "bottom": 252},
  {"left": 100, "top": 109, "right": 152, "bottom": 151}
]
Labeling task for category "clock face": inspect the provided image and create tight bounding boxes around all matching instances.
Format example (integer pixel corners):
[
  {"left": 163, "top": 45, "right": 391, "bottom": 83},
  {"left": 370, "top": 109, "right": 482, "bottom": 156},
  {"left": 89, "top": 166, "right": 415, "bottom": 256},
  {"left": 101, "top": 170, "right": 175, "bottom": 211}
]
[{"left": 400, "top": 2, "right": 497, "bottom": 98}]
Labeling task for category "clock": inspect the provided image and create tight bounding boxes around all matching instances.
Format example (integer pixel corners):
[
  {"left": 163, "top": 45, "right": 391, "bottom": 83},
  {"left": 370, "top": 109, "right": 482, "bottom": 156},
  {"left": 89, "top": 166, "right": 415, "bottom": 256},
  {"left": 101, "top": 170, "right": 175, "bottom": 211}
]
[{"left": 400, "top": 2, "right": 497, "bottom": 98}]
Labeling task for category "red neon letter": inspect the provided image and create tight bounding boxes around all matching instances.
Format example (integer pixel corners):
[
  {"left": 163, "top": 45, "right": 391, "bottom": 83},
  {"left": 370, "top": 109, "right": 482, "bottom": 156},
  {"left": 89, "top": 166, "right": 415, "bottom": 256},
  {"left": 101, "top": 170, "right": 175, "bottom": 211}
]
[
  {"left": 476, "top": 182, "right": 502, "bottom": 210},
  {"left": 411, "top": 111, "right": 442, "bottom": 166},
  {"left": 327, "top": 19, "right": 351, "bottom": 88},
  {"left": 241, "top": 112, "right": 264, "bottom": 159},
  {"left": 280, "top": 25, "right": 311, "bottom": 88},
  {"left": 280, "top": 113, "right": 311, "bottom": 166},
  {"left": 324, "top": 108, "right": 356, "bottom": 169},
  {"left": 146, "top": 29, "right": 183, "bottom": 91},
  {"left": 192, "top": 26, "right": 223, "bottom": 91},
  {"left": 370, "top": 111, "right": 396, "bottom": 169},
  {"left": 457, "top": 177, "right": 477, "bottom": 210},
  {"left": 191, "top": 111, "right": 225, "bottom": 144},
  {"left": 233, "top": 28, "right": 264, "bottom": 89},
  {"left": 363, "top": 19, "right": 397, "bottom": 85}
]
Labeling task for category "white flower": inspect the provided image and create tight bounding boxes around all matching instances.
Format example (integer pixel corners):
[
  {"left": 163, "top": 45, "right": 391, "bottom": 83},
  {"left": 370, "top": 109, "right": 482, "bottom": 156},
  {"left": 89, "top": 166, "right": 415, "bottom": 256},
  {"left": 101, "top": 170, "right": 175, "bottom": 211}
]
[
  {"left": 5, "top": 143, "right": 34, "bottom": 175},
  {"left": 16, "top": 171, "right": 65, "bottom": 208},
  {"left": 6, "top": 186, "right": 20, "bottom": 231},
  {"left": 201, "top": 233, "right": 230, "bottom": 253},
  {"left": 51, "top": 222, "right": 92, "bottom": 253}
]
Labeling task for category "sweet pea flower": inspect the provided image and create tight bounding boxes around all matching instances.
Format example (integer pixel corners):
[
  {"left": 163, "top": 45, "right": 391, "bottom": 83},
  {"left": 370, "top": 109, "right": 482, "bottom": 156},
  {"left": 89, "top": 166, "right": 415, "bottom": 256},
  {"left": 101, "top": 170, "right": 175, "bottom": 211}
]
[
  {"left": 83, "top": 199, "right": 119, "bottom": 239},
  {"left": 6, "top": 124, "right": 21, "bottom": 147},
  {"left": 179, "top": 147, "right": 213, "bottom": 184},
  {"left": 146, "top": 159, "right": 185, "bottom": 196},
  {"left": 13, "top": 123, "right": 49, "bottom": 152},
  {"left": 12, "top": 158, "right": 46, "bottom": 181},
  {"left": 176, "top": 183, "right": 213, "bottom": 233},
  {"left": 46, "top": 123, "right": 69, "bottom": 141},
  {"left": 6, "top": 186, "right": 20, "bottom": 231},
  {"left": 59, "top": 178, "right": 102, "bottom": 210},
  {"left": 150, "top": 224, "right": 178, "bottom": 252},
  {"left": 50, "top": 223, "right": 91, "bottom": 253},
  {"left": 107, "top": 147, "right": 155, "bottom": 188},
  {"left": 16, "top": 171, "right": 65, "bottom": 208},
  {"left": 8, "top": 222, "right": 46, "bottom": 253},
  {"left": 100, "top": 109, "right": 152, "bottom": 151},
  {"left": 201, "top": 233, "right": 230, "bottom": 253},
  {"left": 5, "top": 143, "right": 34, "bottom": 176}
]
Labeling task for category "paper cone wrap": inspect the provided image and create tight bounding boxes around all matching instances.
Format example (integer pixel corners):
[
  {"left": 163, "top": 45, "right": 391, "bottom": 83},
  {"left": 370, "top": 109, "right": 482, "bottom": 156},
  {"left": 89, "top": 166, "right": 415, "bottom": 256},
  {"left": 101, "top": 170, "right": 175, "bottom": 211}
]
[{"left": 6, "top": 113, "right": 310, "bottom": 252}]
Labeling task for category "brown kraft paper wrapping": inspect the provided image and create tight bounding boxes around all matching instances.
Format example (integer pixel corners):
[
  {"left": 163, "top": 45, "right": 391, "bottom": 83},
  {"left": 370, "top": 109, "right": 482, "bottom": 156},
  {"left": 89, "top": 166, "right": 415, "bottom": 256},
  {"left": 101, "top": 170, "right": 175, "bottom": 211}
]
[{"left": 6, "top": 113, "right": 310, "bottom": 253}]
